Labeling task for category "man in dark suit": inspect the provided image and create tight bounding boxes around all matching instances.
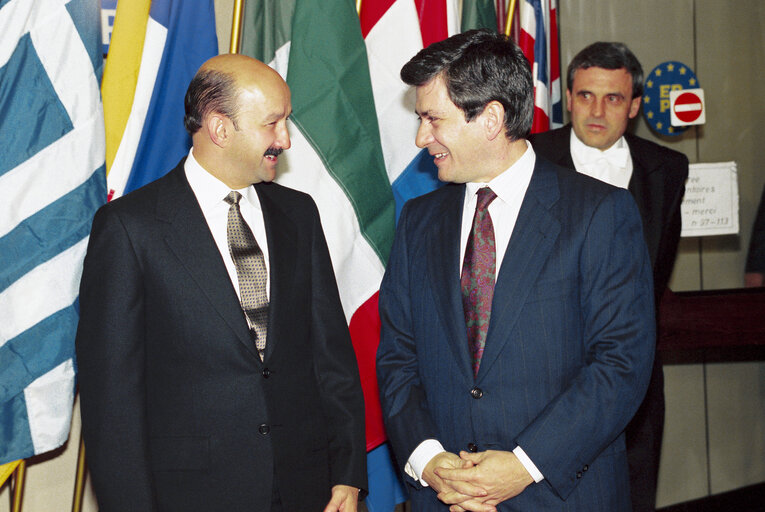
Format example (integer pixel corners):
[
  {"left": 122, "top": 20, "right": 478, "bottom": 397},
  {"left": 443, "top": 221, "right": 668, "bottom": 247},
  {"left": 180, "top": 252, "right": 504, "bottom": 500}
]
[
  {"left": 530, "top": 42, "right": 689, "bottom": 512},
  {"left": 76, "top": 54, "right": 366, "bottom": 511},
  {"left": 377, "top": 30, "right": 656, "bottom": 511}
]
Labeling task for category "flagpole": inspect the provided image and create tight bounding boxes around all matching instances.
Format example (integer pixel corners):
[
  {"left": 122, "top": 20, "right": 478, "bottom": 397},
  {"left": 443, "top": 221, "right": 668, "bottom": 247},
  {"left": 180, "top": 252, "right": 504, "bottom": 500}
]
[
  {"left": 505, "top": 0, "right": 518, "bottom": 36},
  {"left": 71, "top": 436, "right": 87, "bottom": 512},
  {"left": 229, "top": 0, "right": 245, "bottom": 53},
  {"left": 11, "top": 460, "right": 26, "bottom": 512},
  {"left": 356, "top": 0, "right": 362, "bottom": 15}
]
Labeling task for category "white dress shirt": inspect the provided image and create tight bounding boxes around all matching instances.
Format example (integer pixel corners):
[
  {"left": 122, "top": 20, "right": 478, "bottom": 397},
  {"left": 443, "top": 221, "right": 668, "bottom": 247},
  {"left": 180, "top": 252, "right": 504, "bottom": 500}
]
[
  {"left": 184, "top": 148, "right": 270, "bottom": 303},
  {"left": 406, "top": 141, "right": 544, "bottom": 486},
  {"left": 569, "top": 130, "right": 633, "bottom": 189}
]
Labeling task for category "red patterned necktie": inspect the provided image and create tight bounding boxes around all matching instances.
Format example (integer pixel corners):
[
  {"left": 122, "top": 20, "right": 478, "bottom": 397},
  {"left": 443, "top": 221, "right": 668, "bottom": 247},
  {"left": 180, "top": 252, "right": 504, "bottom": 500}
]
[
  {"left": 461, "top": 187, "right": 497, "bottom": 377},
  {"left": 224, "top": 191, "right": 269, "bottom": 359}
]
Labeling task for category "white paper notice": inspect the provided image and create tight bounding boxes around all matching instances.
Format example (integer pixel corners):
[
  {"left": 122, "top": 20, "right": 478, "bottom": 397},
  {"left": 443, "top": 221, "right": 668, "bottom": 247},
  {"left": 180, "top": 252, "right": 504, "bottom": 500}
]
[{"left": 681, "top": 162, "right": 739, "bottom": 237}]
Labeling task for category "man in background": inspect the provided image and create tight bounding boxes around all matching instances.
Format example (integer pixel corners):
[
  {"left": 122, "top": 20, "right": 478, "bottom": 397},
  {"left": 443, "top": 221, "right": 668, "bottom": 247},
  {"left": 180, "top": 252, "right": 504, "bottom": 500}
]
[
  {"left": 377, "top": 30, "right": 655, "bottom": 511},
  {"left": 76, "top": 54, "right": 366, "bottom": 511},
  {"left": 530, "top": 42, "right": 689, "bottom": 512}
]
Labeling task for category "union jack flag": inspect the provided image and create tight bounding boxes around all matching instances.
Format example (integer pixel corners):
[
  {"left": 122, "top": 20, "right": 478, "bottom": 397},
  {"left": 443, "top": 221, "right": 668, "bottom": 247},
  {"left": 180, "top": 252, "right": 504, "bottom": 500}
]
[{"left": 517, "top": 0, "right": 562, "bottom": 133}]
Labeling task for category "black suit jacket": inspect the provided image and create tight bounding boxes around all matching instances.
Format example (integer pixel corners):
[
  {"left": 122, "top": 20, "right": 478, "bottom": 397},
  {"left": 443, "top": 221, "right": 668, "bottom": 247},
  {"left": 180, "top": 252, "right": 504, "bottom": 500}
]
[
  {"left": 76, "top": 160, "right": 367, "bottom": 511},
  {"left": 530, "top": 125, "right": 688, "bottom": 300}
]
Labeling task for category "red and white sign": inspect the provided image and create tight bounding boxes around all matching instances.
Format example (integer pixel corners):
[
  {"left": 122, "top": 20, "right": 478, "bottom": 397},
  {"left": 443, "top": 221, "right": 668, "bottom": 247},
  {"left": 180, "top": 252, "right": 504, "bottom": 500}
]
[{"left": 670, "top": 88, "right": 705, "bottom": 126}]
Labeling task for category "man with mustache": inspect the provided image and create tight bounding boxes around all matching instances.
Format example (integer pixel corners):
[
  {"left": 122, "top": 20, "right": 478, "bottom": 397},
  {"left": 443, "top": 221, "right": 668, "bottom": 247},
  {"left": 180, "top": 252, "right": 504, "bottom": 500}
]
[
  {"left": 530, "top": 42, "right": 689, "bottom": 512},
  {"left": 76, "top": 54, "right": 367, "bottom": 511}
]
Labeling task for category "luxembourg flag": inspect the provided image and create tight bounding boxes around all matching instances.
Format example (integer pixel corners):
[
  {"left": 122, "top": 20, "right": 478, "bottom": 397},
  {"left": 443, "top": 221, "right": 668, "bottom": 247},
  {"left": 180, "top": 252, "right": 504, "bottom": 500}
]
[
  {"left": 103, "top": 0, "right": 217, "bottom": 200},
  {"left": 0, "top": 0, "right": 106, "bottom": 464},
  {"left": 518, "top": 0, "right": 562, "bottom": 133},
  {"left": 363, "top": 0, "right": 460, "bottom": 220}
]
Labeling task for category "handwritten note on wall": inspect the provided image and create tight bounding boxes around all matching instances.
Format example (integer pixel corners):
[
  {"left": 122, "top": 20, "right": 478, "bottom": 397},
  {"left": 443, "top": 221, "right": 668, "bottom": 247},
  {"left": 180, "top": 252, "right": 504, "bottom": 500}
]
[{"left": 681, "top": 162, "right": 739, "bottom": 237}]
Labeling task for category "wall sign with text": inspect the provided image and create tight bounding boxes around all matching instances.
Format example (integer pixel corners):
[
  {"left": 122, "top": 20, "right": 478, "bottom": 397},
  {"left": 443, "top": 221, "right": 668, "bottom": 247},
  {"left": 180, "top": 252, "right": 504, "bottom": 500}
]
[{"left": 681, "top": 162, "right": 739, "bottom": 238}]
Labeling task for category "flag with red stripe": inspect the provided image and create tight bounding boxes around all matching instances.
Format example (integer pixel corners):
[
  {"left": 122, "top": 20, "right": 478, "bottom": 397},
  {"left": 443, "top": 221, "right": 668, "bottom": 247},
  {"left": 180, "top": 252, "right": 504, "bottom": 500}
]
[{"left": 518, "top": 0, "right": 562, "bottom": 133}]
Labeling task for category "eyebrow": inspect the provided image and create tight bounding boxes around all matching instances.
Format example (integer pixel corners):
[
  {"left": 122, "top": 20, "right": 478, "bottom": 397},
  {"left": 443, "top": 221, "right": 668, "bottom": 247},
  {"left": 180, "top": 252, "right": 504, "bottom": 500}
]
[
  {"left": 265, "top": 110, "right": 291, "bottom": 122},
  {"left": 415, "top": 109, "right": 442, "bottom": 119},
  {"left": 577, "top": 89, "right": 625, "bottom": 98}
]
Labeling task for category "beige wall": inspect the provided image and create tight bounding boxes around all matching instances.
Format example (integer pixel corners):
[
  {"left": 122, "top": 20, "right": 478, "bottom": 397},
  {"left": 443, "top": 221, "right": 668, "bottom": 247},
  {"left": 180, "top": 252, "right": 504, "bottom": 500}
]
[{"left": 3, "top": 1, "right": 763, "bottom": 510}]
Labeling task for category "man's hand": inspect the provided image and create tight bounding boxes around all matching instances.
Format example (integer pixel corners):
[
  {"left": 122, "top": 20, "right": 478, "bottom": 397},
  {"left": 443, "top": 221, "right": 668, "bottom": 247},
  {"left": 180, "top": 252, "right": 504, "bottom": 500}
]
[
  {"left": 323, "top": 484, "right": 360, "bottom": 512},
  {"left": 422, "top": 452, "right": 489, "bottom": 510},
  {"left": 435, "top": 450, "right": 534, "bottom": 509}
]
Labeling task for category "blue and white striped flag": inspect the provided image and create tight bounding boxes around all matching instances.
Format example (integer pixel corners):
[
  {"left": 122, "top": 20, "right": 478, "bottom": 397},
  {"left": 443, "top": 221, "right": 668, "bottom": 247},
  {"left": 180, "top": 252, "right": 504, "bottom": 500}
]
[
  {"left": 105, "top": 0, "right": 217, "bottom": 201},
  {"left": 0, "top": 0, "right": 106, "bottom": 464}
]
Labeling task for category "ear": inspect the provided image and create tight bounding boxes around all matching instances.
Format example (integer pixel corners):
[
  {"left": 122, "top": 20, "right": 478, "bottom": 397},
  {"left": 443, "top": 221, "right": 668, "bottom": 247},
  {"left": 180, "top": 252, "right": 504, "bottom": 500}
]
[
  {"left": 481, "top": 100, "right": 506, "bottom": 141},
  {"left": 206, "top": 113, "right": 230, "bottom": 148},
  {"left": 628, "top": 96, "right": 641, "bottom": 119},
  {"left": 566, "top": 88, "right": 573, "bottom": 112}
]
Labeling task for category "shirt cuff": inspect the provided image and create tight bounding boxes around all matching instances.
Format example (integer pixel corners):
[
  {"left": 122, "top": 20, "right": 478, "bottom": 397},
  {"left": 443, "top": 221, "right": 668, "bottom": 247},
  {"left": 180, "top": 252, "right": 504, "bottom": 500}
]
[
  {"left": 405, "top": 439, "right": 446, "bottom": 487},
  {"left": 513, "top": 445, "right": 544, "bottom": 483}
]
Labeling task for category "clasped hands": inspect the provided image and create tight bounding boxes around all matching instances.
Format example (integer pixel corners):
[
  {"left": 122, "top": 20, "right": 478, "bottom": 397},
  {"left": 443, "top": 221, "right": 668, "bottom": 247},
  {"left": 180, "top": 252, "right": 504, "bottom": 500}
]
[{"left": 422, "top": 450, "right": 534, "bottom": 512}]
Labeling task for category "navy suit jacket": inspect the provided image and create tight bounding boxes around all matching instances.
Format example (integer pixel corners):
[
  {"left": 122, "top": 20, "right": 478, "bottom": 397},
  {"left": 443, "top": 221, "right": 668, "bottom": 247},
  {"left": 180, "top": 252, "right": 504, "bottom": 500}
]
[
  {"left": 530, "top": 125, "right": 688, "bottom": 301},
  {"left": 377, "top": 156, "right": 655, "bottom": 510},
  {"left": 76, "top": 161, "right": 366, "bottom": 511}
]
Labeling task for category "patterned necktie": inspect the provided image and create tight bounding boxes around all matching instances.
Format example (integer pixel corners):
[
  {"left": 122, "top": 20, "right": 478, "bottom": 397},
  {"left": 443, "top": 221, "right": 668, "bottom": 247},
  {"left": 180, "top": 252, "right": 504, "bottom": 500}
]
[
  {"left": 461, "top": 187, "right": 497, "bottom": 377},
  {"left": 224, "top": 191, "right": 269, "bottom": 357}
]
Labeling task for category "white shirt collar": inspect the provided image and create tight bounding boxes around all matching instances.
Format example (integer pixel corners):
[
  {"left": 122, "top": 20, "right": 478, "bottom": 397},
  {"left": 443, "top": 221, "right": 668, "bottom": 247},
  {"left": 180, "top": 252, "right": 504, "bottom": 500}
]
[
  {"left": 570, "top": 130, "right": 630, "bottom": 168},
  {"left": 465, "top": 140, "right": 536, "bottom": 203},
  {"left": 569, "top": 130, "right": 632, "bottom": 189},
  {"left": 184, "top": 148, "right": 261, "bottom": 211}
]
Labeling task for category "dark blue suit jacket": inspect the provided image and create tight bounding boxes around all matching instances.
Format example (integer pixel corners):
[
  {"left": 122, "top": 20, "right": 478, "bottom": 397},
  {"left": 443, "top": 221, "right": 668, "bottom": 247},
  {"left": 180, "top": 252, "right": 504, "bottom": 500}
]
[
  {"left": 377, "top": 156, "right": 655, "bottom": 510},
  {"left": 530, "top": 125, "right": 688, "bottom": 302}
]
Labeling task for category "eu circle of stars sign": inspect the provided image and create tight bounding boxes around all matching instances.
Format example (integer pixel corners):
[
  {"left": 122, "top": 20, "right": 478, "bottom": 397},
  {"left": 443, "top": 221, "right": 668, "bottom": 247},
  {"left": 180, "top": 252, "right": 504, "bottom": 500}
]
[{"left": 643, "top": 61, "right": 700, "bottom": 136}]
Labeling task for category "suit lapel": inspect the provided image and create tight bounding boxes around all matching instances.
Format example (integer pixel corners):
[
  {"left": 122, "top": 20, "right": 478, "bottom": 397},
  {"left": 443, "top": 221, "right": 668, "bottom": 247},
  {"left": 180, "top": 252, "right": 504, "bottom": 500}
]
[
  {"left": 254, "top": 183, "right": 298, "bottom": 361},
  {"left": 157, "top": 165, "right": 259, "bottom": 359},
  {"left": 626, "top": 134, "right": 660, "bottom": 265},
  {"left": 476, "top": 161, "right": 561, "bottom": 381},
  {"left": 426, "top": 185, "right": 474, "bottom": 378},
  {"left": 544, "top": 125, "right": 576, "bottom": 169}
]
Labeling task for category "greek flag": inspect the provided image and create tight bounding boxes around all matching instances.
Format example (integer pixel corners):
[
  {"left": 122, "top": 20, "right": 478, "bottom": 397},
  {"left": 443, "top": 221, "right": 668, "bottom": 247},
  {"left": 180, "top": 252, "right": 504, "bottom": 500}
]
[{"left": 0, "top": 0, "right": 106, "bottom": 464}]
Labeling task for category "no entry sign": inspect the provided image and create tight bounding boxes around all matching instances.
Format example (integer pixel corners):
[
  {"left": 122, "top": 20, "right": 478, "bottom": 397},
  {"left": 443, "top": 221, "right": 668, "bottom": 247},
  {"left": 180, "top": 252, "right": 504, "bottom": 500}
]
[
  {"left": 670, "top": 88, "right": 705, "bottom": 126},
  {"left": 643, "top": 61, "right": 700, "bottom": 136}
]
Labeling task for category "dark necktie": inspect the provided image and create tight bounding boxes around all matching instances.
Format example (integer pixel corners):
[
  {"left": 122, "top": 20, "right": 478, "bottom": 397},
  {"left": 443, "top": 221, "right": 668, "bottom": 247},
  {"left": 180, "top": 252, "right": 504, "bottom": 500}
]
[
  {"left": 224, "top": 191, "right": 269, "bottom": 358},
  {"left": 461, "top": 187, "right": 498, "bottom": 377}
]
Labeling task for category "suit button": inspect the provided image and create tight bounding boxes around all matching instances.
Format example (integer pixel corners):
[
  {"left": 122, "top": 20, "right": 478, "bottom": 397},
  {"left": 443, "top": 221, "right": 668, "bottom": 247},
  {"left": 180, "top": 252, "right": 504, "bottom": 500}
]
[
  {"left": 258, "top": 424, "right": 270, "bottom": 435},
  {"left": 583, "top": 465, "right": 589, "bottom": 472},
  {"left": 467, "top": 443, "right": 478, "bottom": 453},
  {"left": 470, "top": 387, "right": 483, "bottom": 399},
  {"left": 262, "top": 368, "right": 271, "bottom": 378},
  {"left": 576, "top": 471, "right": 583, "bottom": 479}
]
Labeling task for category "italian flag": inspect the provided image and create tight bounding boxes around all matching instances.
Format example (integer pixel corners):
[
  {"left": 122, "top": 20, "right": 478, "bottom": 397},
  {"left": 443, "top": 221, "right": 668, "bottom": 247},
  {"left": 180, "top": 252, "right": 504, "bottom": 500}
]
[{"left": 241, "top": 1, "right": 495, "bottom": 509}]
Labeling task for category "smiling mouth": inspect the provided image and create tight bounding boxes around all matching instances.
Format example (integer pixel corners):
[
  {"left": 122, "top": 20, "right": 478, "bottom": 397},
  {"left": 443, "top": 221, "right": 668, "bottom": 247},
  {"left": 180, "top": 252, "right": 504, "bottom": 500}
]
[{"left": 432, "top": 151, "right": 449, "bottom": 161}]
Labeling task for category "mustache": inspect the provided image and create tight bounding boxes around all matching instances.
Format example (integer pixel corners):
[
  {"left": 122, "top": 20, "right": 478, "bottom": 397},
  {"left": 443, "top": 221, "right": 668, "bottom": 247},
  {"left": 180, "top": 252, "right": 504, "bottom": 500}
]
[{"left": 264, "top": 147, "right": 283, "bottom": 158}]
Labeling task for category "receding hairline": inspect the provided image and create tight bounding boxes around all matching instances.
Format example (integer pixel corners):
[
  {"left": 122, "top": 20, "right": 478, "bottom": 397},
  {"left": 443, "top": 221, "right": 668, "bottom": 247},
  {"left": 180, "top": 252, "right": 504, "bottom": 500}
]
[{"left": 197, "top": 54, "right": 284, "bottom": 96}]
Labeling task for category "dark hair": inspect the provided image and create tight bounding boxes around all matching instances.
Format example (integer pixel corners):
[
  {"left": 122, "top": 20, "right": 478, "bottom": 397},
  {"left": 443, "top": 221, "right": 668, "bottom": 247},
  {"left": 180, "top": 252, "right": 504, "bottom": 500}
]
[
  {"left": 567, "top": 42, "right": 644, "bottom": 98},
  {"left": 400, "top": 29, "right": 533, "bottom": 140},
  {"left": 184, "top": 69, "right": 240, "bottom": 136}
]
